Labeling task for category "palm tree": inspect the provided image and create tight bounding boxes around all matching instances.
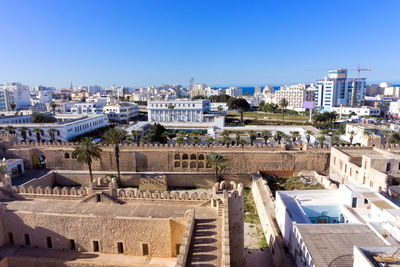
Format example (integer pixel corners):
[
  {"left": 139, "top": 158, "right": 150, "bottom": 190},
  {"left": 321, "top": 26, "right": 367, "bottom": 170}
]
[
  {"left": 9, "top": 102, "right": 16, "bottom": 111},
  {"left": 222, "top": 135, "right": 231, "bottom": 146},
  {"left": 289, "top": 131, "right": 300, "bottom": 143},
  {"left": 331, "top": 135, "right": 340, "bottom": 145},
  {"left": 206, "top": 152, "right": 227, "bottom": 182},
  {"left": 190, "top": 132, "right": 201, "bottom": 144},
  {"left": 279, "top": 98, "right": 289, "bottom": 123},
  {"left": 5, "top": 125, "right": 15, "bottom": 135},
  {"left": 206, "top": 137, "right": 215, "bottom": 145},
  {"left": 47, "top": 128, "right": 57, "bottom": 142},
  {"left": 305, "top": 130, "right": 313, "bottom": 144},
  {"left": 274, "top": 131, "right": 284, "bottom": 144},
  {"left": 72, "top": 137, "right": 102, "bottom": 183},
  {"left": 50, "top": 101, "right": 57, "bottom": 114},
  {"left": 0, "top": 164, "right": 8, "bottom": 179},
  {"left": 248, "top": 130, "right": 257, "bottom": 146},
  {"left": 176, "top": 133, "right": 186, "bottom": 145},
  {"left": 33, "top": 128, "right": 41, "bottom": 143},
  {"left": 349, "top": 130, "right": 356, "bottom": 144},
  {"left": 234, "top": 131, "right": 241, "bottom": 144},
  {"left": 102, "top": 128, "right": 127, "bottom": 184},
  {"left": 19, "top": 126, "right": 28, "bottom": 142},
  {"left": 317, "top": 135, "right": 326, "bottom": 148},
  {"left": 239, "top": 108, "right": 245, "bottom": 125},
  {"left": 238, "top": 139, "right": 247, "bottom": 146},
  {"left": 261, "top": 130, "right": 272, "bottom": 145},
  {"left": 131, "top": 130, "right": 141, "bottom": 144}
]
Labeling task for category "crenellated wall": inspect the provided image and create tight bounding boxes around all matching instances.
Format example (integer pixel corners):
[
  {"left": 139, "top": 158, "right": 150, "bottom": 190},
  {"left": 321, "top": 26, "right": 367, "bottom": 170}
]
[
  {"left": 6, "top": 142, "right": 332, "bottom": 176},
  {"left": 175, "top": 209, "right": 195, "bottom": 267}
]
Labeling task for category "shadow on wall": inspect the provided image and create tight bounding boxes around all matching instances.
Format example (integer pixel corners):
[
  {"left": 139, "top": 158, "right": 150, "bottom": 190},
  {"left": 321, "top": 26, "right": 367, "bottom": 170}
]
[{"left": 1, "top": 210, "right": 99, "bottom": 265}]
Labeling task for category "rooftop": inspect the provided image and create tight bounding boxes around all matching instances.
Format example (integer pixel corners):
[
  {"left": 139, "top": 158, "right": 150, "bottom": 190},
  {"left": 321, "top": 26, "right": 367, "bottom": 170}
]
[{"left": 296, "top": 224, "right": 386, "bottom": 267}]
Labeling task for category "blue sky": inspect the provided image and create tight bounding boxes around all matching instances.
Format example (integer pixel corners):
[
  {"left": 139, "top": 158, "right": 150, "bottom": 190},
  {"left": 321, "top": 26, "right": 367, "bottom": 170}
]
[{"left": 0, "top": 0, "right": 399, "bottom": 88}]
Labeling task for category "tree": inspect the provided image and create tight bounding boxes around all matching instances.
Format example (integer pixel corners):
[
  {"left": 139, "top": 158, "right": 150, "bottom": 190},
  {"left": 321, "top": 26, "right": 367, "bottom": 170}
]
[
  {"left": 176, "top": 133, "right": 186, "bottom": 145},
  {"left": 261, "top": 130, "right": 272, "bottom": 145},
  {"left": 289, "top": 131, "right": 300, "bottom": 142},
  {"left": 388, "top": 132, "right": 400, "bottom": 145},
  {"left": 102, "top": 128, "right": 127, "bottom": 184},
  {"left": 248, "top": 130, "right": 257, "bottom": 146},
  {"left": 279, "top": 98, "right": 289, "bottom": 123},
  {"left": 238, "top": 139, "right": 247, "bottom": 146},
  {"left": 190, "top": 132, "right": 200, "bottom": 144},
  {"left": 239, "top": 109, "right": 245, "bottom": 125},
  {"left": 33, "top": 128, "right": 41, "bottom": 143},
  {"left": 317, "top": 135, "right": 326, "bottom": 148},
  {"left": 72, "top": 137, "right": 102, "bottom": 183},
  {"left": 274, "top": 131, "right": 284, "bottom": 144},
  {"left": 305, "top": 130, "right": 313, "bottom": 144},
  {"left": 206, "top": 152, "right": 227, "bottom": 182},
  {"left": 47, "top": 128, "right": 57, "bottom": 142},
  {"left": 222, "top": 135, "right": 231, "bottom": 146},
  {"left": 234, "top": 131, "right": 241, "bottom": 144},
  {"left": 9, "top": 102, "right": 16, "bottom": 111},
  {"left": 0, "top": 164, "right": 8, "bottom": 178},
  {"left": 146, "top": 123, "right": 168, "bottom": 144},
  {"left": 50, "top": 101, "right": 57, "bottom": 114},
  {"left": 331, "top": 135, "right": 340, "bottom": 144},
  {"left": 206, "top": 137, "right": 215, "bottom": 145},
  {"left": 5, "top": 125, "right": 15, "bottom": 135},
  {"left": 19, "top": 126, "right": 28, "bottom": 142},
  {"left": 227, "top": 97, "right": 250, "bottom": 111},
  {"left": 349, "top": 130, "right": 356, "bottom": 144},
  {"left": 131, "top": 130, "right": 141, "bottom": 144}
]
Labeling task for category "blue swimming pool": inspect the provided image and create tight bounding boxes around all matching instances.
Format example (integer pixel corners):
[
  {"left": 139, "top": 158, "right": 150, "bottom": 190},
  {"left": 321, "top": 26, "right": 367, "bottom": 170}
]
[{"left": 301, "top": 205, "right": 345, "bottom": 224}]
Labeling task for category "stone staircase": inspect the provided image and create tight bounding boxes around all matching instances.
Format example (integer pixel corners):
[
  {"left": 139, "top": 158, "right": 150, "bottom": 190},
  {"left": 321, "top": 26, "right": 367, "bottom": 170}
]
[
  {"left": 81, "top": 192, "right": 125, "bottom": 205},
  {"left": 217, "top": 199, "right": 224, "bottom": 217},
  {"left": 186, "top": 217, "right": 221, "bottom": 267}
]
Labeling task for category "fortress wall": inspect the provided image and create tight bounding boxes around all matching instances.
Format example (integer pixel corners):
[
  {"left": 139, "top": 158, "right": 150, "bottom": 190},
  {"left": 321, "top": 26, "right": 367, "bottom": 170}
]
[
  {"left": 2, "top": 210, "right": 183, "bottom": 257},
  {"left": 175, "top": 210, "right": 195, "bottom": 266},
  {"left": 228, "top": 188, "right": 244, "bottom": 267},
  {"left": 21, "top": 171, "right": 56, "bottom": 188},
  {"left": 6, "top": 144, "right": 331, "bottom": 176}
]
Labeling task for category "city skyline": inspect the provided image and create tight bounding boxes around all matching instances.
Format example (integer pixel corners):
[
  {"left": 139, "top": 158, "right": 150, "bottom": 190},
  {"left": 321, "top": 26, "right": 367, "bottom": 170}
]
[{"left": 1, "top": 0, "right": 399, "bottom": 88}]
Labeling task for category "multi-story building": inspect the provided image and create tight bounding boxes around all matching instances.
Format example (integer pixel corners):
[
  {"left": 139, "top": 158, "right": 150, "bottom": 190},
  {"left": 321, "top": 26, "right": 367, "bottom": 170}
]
[
  {"left": 331, "top": 106, "right": 380, "bottom": 117},
  {"left": 0, "top": 83, "right": 31, "bottom": 111},
  {"left": 0, "top": 114, "right": 108, "bottom": 142},
  {"left": 45, "top": 101, "right": 77, "bottom": 114},
  {"left": 70, "top": 103, "right": 103, "bottom": 115},
  {"left": 103, "top": 102, "right": 139, "bottom": 123},
  {"left": 148, "top": 99, "right": 211, "bottom": 123},
  {"left": 225, "top": 86, "right": 242, "bottom": 97},
  {"left": 274, "top": 83, "right": 315, "bottom": 110},
  {"left": 190, "top": 84, "right": 207, "bottom": 97},
  {"left": 315, "top": 69, "right": 366, "bottom": 110},
  {"left": 254, "top": 86, "right": 262, "bottom": 95}
]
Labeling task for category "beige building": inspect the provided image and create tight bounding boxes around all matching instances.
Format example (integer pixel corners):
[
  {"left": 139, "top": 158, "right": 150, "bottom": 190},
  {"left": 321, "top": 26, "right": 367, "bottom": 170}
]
[
  {"left": 190, "top": 83, "right": 207, "bottom": 97},
  {"left": 330, "top": 146, "right": 400, "bottom": 193},
  {"left": 274, "top": 83, "right": 315, "bottom": 109}
]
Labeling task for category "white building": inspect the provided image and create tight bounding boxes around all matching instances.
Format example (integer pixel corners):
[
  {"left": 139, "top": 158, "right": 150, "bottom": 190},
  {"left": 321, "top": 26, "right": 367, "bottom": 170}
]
[
  {"left": 276, "top": 184, "right": 397, "bottom": 267},
  {"left": 0, "top": 114, "right": 32, "bottom": 124},
  {"left": 103, "top": 102, "right": 139, "bottom": 124},
  {"left": 274, "top": 83, "right": 315, "bottom": 111},
  {"left": 148, "top": 99, "right": 225, "bottom": 128},
  {"left": 225, "top": 86, "right": 242, "bottom": 97},
  {"left": 0, "top": 82, "right": 31, "bottom": 111},
  {"left": 190, "top": 84, "right": 207, "bottom": 97},
  {"left": 1, "top": 114, "right": 108, "bottom": 142},
  {"left": 262, "top": 86, "right": 275, "bottom": 104},
  {"left": 210, "top": 103, "right": 229, "bottom": 111},
  {"left": 315, "top": 69, "right": 366, "bottom": 110},
  {"left": 331, "top": 106, "right": 380, "bottom": 117},
  {"left": 70, "top": 103, "right": 103, "bottom": 115}
]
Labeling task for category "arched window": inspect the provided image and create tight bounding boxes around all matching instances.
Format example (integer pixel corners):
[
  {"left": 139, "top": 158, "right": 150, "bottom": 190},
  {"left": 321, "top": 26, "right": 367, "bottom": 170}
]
[
  {"left": 190, "top": 154, "right": 196, "bottom": 160},
  {"left": 190, "top": 161, "right": 196, "bottom": 168},
  {"left": 174, "top": 154, "right": 180, "bottom": 160},
  {"left": 198, "top": 154, "right": 205, "bottom": 160},
  {"left": 182, "top": 154, "right": 188, "bottom": 160},
  {"left": 174, "top": 161, "right": 180, "bottom": 168},
  {"left": 198, "top": 162, "right": 204, "bottom": 168},
  {"left": 64, "top": 153, "right": 70, "bottom": 159},
  {"left": 182, "top": 161, "right": 188, "bottom": 168}
]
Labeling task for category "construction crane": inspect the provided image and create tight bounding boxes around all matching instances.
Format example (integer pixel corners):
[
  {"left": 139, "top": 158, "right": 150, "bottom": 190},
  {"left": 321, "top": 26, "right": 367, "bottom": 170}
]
[{"left": 351, "top": 64, "right": 371, "bottom": 107}]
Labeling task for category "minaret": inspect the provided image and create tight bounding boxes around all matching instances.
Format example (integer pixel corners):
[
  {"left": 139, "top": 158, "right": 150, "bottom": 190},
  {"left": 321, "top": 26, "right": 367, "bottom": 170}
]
[{"left": 69, "top": 82, "right": 73, "bottom": 91}]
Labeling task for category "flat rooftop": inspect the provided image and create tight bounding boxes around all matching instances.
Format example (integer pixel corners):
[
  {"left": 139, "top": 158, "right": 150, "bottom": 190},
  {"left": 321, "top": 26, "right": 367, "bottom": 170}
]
[
  {"left": 4, "top": 199, "right": 214, "bottom": 219},
  {"left": 296, "top": 224, "right": 386, "bottom": 267}
]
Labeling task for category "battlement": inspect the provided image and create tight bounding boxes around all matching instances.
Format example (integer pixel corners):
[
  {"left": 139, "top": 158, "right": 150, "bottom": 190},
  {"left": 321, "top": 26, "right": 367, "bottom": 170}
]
[
  {"left": 115, "top": 188, "right": 209, "bottom": 201},
  {"left": 12, "top": 185, "right": 87, "bottom": 199},
  {"left": 11, "top": 140, "right": 333, "bottom": 151}
]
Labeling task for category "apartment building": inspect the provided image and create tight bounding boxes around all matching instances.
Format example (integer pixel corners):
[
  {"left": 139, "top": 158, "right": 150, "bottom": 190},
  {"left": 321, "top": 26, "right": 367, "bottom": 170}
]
[
  {"left": 103, "top": 102, "right": 139, "bottom": 123},
  {"left": 190, "top": 83, "right": 207, "bottom": 97},
  {"left": 0, "top": 83, "right": 31, "bottom": 111},
  {"left": 225, "top": 86, "right": 243, "bottom": 97},
  {"left": 274, "top": 83, "right": 315, "bottom": 110}
]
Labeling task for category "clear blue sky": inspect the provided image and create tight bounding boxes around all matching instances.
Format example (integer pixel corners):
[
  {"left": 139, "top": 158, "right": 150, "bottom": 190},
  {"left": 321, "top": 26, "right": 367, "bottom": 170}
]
[{"left": 0, "top": 0, "right": 399, "bottom": 88}]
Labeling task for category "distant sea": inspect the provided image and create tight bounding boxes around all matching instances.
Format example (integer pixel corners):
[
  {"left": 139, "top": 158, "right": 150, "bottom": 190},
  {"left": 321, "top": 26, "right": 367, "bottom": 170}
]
[{"left": 218, "top": 86, "right": 281, "bottom": 95}]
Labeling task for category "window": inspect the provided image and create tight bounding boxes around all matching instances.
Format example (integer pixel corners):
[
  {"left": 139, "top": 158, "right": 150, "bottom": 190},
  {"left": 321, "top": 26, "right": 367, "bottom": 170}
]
[
  {"left": 117, "top": 242, "right": 124, "bottom": 254},
  {"left": 364, "top": 198, "right": 368, "bottom": 204},
  {"left": 69, "top": 239, "right": 76, "bottom": 250},
  {"left": 8, "top": 232, "right": 13, "bottom": 244},
  {"left": 24, "top": 234, "right": 30, "bottom": 246},
  {"left": 93, "top": 241, "right": 99, "bottom": 252},
  {"left": 46, "top": 237, "right": 53, "bottom": 248},
  {"left": 142, "top": 243, "right": 149, "bottom": 255},
  {"left": 386, "top": 163, "right": 391, "bottom": 172}
]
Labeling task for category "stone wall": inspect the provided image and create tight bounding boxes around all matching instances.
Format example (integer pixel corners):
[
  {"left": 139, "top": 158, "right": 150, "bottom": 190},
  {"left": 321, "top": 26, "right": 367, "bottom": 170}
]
[
  {"left": 251, "top": 174, "right": 294, "bottom": 267},
  {"left": 20, "top": 171, "right": 56, "bottom": 188},
  {"left": 175, "top": 210, "right": 195, "bottom": 267},
  {"left": 1, "top": 206, "right": 186, "bottom": 258},
  {"left": 6, "top": 142, "right": 331, "bottom": 177}
]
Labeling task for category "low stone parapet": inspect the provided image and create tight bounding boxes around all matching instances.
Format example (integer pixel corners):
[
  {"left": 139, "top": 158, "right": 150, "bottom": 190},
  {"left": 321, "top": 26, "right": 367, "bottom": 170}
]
[{"left": 175, "top": 209, "right": 195, "bottom": 267}]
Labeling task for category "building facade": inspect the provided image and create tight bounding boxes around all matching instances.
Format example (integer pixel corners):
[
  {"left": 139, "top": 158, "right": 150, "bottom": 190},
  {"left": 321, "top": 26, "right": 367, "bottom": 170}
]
[
  {"left": 103, "top": 102, "right": 139, "bottom": 124},
  {"left": 274, "top": 83, "right": 315, "bottom": 109},
  {"left": 0, "top": 83, "right": 31, "bottom": 111},
  {"left": 148, "top": 100, "right": 211, "bottom": 123}
]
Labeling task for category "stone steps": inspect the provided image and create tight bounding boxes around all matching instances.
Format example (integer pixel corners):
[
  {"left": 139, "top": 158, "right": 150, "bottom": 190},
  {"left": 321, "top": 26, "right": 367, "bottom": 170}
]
[{"left": 186, "top": 218, "right": 221, "bottom": 267}]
